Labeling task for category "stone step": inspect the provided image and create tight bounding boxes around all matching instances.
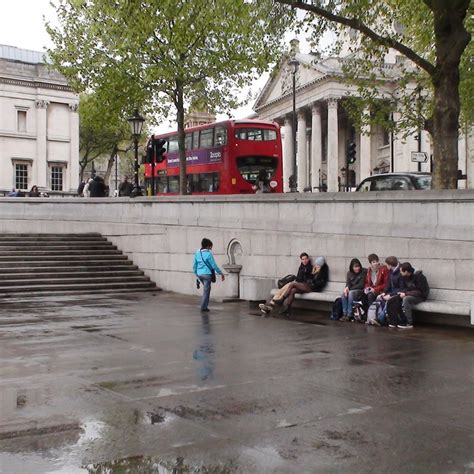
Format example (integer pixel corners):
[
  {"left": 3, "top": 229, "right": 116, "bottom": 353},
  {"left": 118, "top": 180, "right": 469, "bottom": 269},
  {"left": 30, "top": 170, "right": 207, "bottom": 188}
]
[
  {"left": 0, "top": 244, "right": 116, "bottom": 251},
  {"left": 0, "top": 287, "right": 161, "bottom": 300},
  {"left": 0, "top": 281, "right": 157, "bottom": 295},
  {"left": 0, "top": 275, "right": 151, "bottom": 287},
  {"left": 0, "top": 234, "right": 106, "bottom": 242},
  {"left": 0, "top": 270, "right": 144, "bottom": 279},
  {"left": 0, "top": 254, "right": 129, "bottom": 262},
  {"left": 0, "top": 264, "right": 138, "bottom": 273},
  {"left": 0, "top": 249, "right": 122, "bottom": 256},
  {"left": 0, "top": 259, "right": 133, "bottom": 269}
]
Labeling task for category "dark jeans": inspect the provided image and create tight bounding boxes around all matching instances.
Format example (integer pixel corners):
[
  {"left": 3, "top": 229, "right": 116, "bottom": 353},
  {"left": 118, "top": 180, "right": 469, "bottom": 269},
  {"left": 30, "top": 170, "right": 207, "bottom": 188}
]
[
  {"left": 386, "top": 295, "right": 423, "bottom": 325},
  {"left": 199, "top": 275, "right": 212, "bottom": 310}
]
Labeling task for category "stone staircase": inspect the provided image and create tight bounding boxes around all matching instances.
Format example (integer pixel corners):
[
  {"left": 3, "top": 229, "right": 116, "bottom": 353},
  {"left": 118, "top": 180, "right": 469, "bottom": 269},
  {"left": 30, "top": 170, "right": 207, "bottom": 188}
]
[{"left": 0, "top": 233, "right": 159, "bottom": 298}]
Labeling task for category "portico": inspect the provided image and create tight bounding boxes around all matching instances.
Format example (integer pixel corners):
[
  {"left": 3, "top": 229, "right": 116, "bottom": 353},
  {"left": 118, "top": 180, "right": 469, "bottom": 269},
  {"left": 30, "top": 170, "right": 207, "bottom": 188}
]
[{"left": 254, "top": 40, "right": 472, "bottom": 191}]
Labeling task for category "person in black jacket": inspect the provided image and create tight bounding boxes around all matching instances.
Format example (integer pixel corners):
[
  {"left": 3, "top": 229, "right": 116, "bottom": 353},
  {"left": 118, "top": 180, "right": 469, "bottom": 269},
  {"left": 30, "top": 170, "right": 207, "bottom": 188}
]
[
  {"left": 340, "top": 258, "right": 367, "bottom": 321},
  {"left": 281, "top": 256, "right": 329, "bottom": 318},
  {"left": 386, "top": 262, "right": 430, "bottom": 329},
  {"left": 259, "top": 253, "right": 312, "bottom": 314}
]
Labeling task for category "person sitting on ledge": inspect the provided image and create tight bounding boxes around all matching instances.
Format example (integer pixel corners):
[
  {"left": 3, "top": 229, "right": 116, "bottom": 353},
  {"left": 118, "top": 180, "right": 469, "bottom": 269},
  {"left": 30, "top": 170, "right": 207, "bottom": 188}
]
[
  {"left": 340, "top": 258, "right": 367, "bottom": 322},
  {"left": 260, "top": 257, "right": 329, "bottom": 318},
  {"left": 386, "top": 262, "right": 430, "bottom": 329},
  {"left": 259, "top": 252, "right": 312, "bottom": 315},
  {"left": 362, "top": 253, "right": 389, "bottom": 311}
]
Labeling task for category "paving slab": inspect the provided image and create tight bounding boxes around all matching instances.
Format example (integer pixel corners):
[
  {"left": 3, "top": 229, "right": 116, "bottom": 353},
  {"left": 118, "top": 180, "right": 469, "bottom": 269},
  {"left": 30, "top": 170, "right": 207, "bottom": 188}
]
[{"left": 0, "top": 291, "right": 472, "bottom": 473}]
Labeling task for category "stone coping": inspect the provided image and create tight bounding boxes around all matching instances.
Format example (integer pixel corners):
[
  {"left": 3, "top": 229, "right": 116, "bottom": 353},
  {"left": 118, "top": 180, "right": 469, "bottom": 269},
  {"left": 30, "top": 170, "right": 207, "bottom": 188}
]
[{"left": 0, "top": 189, "right": 473, "bottom": 204}]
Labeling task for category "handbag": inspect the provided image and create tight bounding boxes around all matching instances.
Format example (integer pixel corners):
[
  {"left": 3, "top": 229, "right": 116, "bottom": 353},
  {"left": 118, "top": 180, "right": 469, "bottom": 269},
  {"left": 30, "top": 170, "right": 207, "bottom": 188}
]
[
  {"left": 277, "top": 274, "right": 296, "bottom": 289},
  {"left": 200, "top": 250, "right": 217, "bottom": 282}
]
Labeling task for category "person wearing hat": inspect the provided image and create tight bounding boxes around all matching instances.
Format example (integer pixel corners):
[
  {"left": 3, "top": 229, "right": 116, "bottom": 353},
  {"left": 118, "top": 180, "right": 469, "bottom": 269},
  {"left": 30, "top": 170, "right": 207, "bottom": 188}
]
[
  {"left": 386, "top": 262, "right": 430, "bottom": 329},
  {"left": 260, "top": 256, "right": 329, "bottom": 318}
]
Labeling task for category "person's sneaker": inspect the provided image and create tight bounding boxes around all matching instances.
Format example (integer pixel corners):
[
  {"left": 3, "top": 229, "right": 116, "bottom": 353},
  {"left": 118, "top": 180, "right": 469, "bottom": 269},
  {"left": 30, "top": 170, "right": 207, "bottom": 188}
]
[
  {"left": 388, "top": 324, "right": 397, "bottom": 328},
  {"left": 397, "top": 323, "right": 414, "bottom": 329},
  {"left": 259, "top": 304, "right": 272, "bottom": 314},
  {"left": 201, "top": 308, "right": 210, "bottom": 312}
]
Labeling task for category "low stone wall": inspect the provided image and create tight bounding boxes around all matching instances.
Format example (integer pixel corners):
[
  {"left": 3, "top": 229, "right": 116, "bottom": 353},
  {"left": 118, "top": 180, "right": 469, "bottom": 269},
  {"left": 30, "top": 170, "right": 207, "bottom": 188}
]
[{"left": 0, "top": 191, "right": 473, "bottom": 306}]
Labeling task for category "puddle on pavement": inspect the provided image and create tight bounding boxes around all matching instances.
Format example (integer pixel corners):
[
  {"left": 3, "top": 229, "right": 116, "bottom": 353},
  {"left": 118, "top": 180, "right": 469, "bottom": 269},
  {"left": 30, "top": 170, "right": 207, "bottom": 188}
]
[{"left": 84, "top": 455, "right": 239, "bottom": 473}]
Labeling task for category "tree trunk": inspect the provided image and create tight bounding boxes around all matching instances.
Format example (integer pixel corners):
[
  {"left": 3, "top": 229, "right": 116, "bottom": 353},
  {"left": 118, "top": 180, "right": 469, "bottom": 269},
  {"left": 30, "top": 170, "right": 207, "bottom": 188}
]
[
  {"left": 427, "top": 1, "right": 471, "bottom": 190},
  {"left": 103, "top": 145, "right": 119, "bottom": 188},
  {"left": 176, "top": 81, "right": 187, "bottom": 195}
]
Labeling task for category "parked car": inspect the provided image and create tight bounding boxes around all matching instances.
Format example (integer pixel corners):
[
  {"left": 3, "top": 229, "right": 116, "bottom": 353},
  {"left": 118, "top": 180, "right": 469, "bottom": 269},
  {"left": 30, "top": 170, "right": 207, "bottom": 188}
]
[{"left": 356, "top": 172, "right": 432, "bottom": 191}]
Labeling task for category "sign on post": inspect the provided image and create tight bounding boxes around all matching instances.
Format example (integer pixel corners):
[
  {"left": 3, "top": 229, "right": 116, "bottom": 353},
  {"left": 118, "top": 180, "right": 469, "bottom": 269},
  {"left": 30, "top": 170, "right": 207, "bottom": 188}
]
[{"left": 411, "top": 151, "right": 428, "bottom": 163}]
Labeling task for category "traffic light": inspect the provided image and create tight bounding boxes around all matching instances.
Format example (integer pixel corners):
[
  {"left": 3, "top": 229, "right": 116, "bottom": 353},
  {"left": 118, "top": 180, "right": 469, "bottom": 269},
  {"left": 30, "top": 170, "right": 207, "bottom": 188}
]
[
  {"left": 145, "top": 137, "right": 154, "bottom": 164},
  {"left": 153, "top": 138, "right": 167, "bottom": 163},
  {"left": 348, "top": 142, "right": 356, "bottom": 164}
]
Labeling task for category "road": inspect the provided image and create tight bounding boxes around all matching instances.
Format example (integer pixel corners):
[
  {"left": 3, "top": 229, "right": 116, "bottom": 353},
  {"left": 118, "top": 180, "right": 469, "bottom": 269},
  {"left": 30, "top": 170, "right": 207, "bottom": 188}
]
[{"left": 0, "top": 291, "right": 472, "bottom": 473}]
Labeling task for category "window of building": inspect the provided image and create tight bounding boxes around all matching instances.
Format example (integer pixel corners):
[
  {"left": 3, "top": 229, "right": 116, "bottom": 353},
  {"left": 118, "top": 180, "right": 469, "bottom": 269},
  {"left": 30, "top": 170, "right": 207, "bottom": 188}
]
[
  {"left": 17, "top": 110, "right": 27, "bottom": 133},
  {"left": 50, "top": 166, "right": 64, "bottom": 191},
  {"left": 15, "top": 163, "right": 28, "bottom": 190}
]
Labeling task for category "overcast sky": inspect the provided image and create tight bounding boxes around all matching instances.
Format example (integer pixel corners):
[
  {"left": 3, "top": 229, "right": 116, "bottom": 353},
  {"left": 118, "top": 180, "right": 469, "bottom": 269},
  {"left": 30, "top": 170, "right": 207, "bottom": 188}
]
[{"left": 0, "top": 1, "right": 308, "bottom": 133}]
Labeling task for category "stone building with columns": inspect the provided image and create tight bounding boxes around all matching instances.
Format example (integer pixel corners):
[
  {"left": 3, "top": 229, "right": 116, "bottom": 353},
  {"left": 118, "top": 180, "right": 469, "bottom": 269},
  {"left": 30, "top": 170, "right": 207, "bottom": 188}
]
[
  {"left": 254, "top": 40, "right": 473, "bottom": 192},
  {"left": 0, "top": 45, "right": 79, "bottom": 194}
]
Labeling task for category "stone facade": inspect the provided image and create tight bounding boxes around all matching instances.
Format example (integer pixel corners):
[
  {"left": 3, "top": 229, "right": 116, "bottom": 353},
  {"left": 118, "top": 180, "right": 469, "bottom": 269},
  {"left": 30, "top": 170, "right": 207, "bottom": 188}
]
[
  {"left": 0, "top": 45, "right": 79, "bottom": 194},
  {"left": 0, "top": 193, "right": 472, "bottom": 314},
  {"left": 254, "top": 40, "right": 473, "bottom": 192}
]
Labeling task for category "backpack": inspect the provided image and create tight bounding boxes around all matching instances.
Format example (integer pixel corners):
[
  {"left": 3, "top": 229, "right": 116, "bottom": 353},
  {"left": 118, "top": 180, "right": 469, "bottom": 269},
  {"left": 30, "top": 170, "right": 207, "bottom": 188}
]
[
  {"left": 277, "top": 274, "right": 296, "bottom": 289},
  {"left": 330, "top": 297, "right": 343, "bottom": 320},
  {"left": 366, "top": 300, "right": 386, "bottom": 326}
]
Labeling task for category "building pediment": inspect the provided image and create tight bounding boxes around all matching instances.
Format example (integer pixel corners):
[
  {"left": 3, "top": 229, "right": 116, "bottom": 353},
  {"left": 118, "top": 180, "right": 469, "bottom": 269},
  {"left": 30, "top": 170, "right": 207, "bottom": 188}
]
[{"left": 254, "top": 53, "right": 341, "bottom": 112}]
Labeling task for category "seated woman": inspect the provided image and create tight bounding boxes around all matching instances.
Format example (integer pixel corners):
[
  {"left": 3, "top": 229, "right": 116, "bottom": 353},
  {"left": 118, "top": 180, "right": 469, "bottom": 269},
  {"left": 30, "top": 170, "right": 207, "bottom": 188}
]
[
  {"left": 260, "top": 257, "right": 329, "bottom": 318},
  {"left": 340, "top": 258, "right": 367, "bottom": 322}
]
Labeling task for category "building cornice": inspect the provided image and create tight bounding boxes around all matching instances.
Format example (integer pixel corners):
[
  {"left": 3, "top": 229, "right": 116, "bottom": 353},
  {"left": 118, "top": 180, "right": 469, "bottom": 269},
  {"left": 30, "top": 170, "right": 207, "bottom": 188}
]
[{"left": 0, "top": 76, "right": 73, "bottom": 93}]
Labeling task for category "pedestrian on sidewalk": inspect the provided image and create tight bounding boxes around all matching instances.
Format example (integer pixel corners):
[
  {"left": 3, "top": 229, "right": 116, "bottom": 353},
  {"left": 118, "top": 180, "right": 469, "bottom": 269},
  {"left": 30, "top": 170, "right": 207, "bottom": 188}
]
[{"left": 193, "top": 238, "right": 225, "bottom": 312}]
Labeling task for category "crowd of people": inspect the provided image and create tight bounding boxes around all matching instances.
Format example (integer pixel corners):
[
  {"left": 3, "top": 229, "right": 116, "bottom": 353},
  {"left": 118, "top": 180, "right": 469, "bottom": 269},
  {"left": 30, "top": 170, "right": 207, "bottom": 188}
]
[
  {"left": 258, "top": 252, "right": 429, "bottom": 328},
  {"left": 192, "top": 238, "right": 430, "bottom": 329}
]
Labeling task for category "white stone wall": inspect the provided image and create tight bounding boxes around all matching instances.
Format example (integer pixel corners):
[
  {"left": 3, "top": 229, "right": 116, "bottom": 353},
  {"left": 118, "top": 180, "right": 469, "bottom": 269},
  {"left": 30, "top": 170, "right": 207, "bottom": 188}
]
[{"left": 0, "top": 193, "right": 472, "bottom": 303}]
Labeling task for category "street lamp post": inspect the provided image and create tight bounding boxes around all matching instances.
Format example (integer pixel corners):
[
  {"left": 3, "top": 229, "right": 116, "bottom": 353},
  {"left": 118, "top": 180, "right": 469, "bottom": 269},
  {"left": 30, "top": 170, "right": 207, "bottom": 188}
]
[
  {"left": 127, "top": 109, "right": 145, "bottom": 197},
  {"left": 289, "top": 58, "right": 299, "bottom": 192}
]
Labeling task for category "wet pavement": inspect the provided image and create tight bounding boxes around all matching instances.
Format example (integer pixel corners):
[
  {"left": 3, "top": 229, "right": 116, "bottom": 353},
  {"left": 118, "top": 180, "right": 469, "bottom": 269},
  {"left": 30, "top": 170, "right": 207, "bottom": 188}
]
[{"left": 0, "top": 291, "right": 473, "bottom": 473}]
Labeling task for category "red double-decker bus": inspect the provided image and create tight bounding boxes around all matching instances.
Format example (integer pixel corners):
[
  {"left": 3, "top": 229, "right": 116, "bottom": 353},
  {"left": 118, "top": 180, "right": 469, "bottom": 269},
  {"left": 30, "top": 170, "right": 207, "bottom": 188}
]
[{"left": 144, "top": 119, "right": 283, "bottom": 195}]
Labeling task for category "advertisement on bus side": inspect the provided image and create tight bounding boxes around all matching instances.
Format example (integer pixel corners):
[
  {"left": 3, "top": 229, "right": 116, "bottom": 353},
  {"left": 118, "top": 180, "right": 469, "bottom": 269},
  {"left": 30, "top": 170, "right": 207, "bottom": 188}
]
[{"left": 166, "top": 147, "right": 222, "bottom": 167}]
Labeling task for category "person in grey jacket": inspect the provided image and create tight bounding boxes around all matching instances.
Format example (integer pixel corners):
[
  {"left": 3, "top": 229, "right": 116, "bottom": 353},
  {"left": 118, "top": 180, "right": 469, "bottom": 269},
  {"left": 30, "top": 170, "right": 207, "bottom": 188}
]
[{"left": 340, "top": 258, "right": 367, "bottom": 321}]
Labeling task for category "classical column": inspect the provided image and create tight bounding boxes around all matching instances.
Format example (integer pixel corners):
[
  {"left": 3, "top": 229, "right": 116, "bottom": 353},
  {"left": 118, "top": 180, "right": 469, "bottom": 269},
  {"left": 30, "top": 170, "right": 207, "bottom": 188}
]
[
  {"left": 35, "top": 100, "right": 49, "bottom": 189},
  {"left": 282, "top": 118, "right": 294, "bottom": 193},
  {"left": 359, "top": 108, "right": 372, "bottom": 182},
  {"left": 327, "top": 98, "right": 339, "bottom": 192},
  {"left": 297, "top": 110, "right": 307, "bottom": 191},
  {"left": 311, "top": 103, "right": 322, "bottom": 191},
  {"left": 69, "top": 103, "right": 80, "bottom": 192}
]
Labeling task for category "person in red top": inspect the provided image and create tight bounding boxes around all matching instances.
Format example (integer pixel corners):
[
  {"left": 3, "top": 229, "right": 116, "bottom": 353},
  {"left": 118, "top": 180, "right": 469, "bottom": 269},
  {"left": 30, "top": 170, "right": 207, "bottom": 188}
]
[{"left": 363, "top": 253, "right": 390, "bottom": 310}]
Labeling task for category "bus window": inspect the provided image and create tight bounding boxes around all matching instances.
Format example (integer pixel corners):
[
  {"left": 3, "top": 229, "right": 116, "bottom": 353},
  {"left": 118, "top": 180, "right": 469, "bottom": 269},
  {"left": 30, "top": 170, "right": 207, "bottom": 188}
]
[
  {"left": 157, "top": 176, "right": 168, "bottom": 193},
  {"left": 185, "top": 133, "right": 193, "bottom": 151},
  {"left": 235, "top": 128, "right": 277, "bottom": 141},
  {"left": 200, "top": 128, "right": 214, "bottom": 148},
  {"left": 193, "top": 131, "right": 199, "bottom": 150},
  {"left": 168, "top": 176, "right": 179, "bottom": 193},
  {"left": 214, "top": 127, "right": 227, "bottom": 146},
  {"left": 168, "top": 135, "right": 178, "bottom": 153},
  {"left": 237, "top": 156, "right": 277, "bottom": 183},
  {"left": 187, "top": 173, "right": 219, "bottom": 193}
]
